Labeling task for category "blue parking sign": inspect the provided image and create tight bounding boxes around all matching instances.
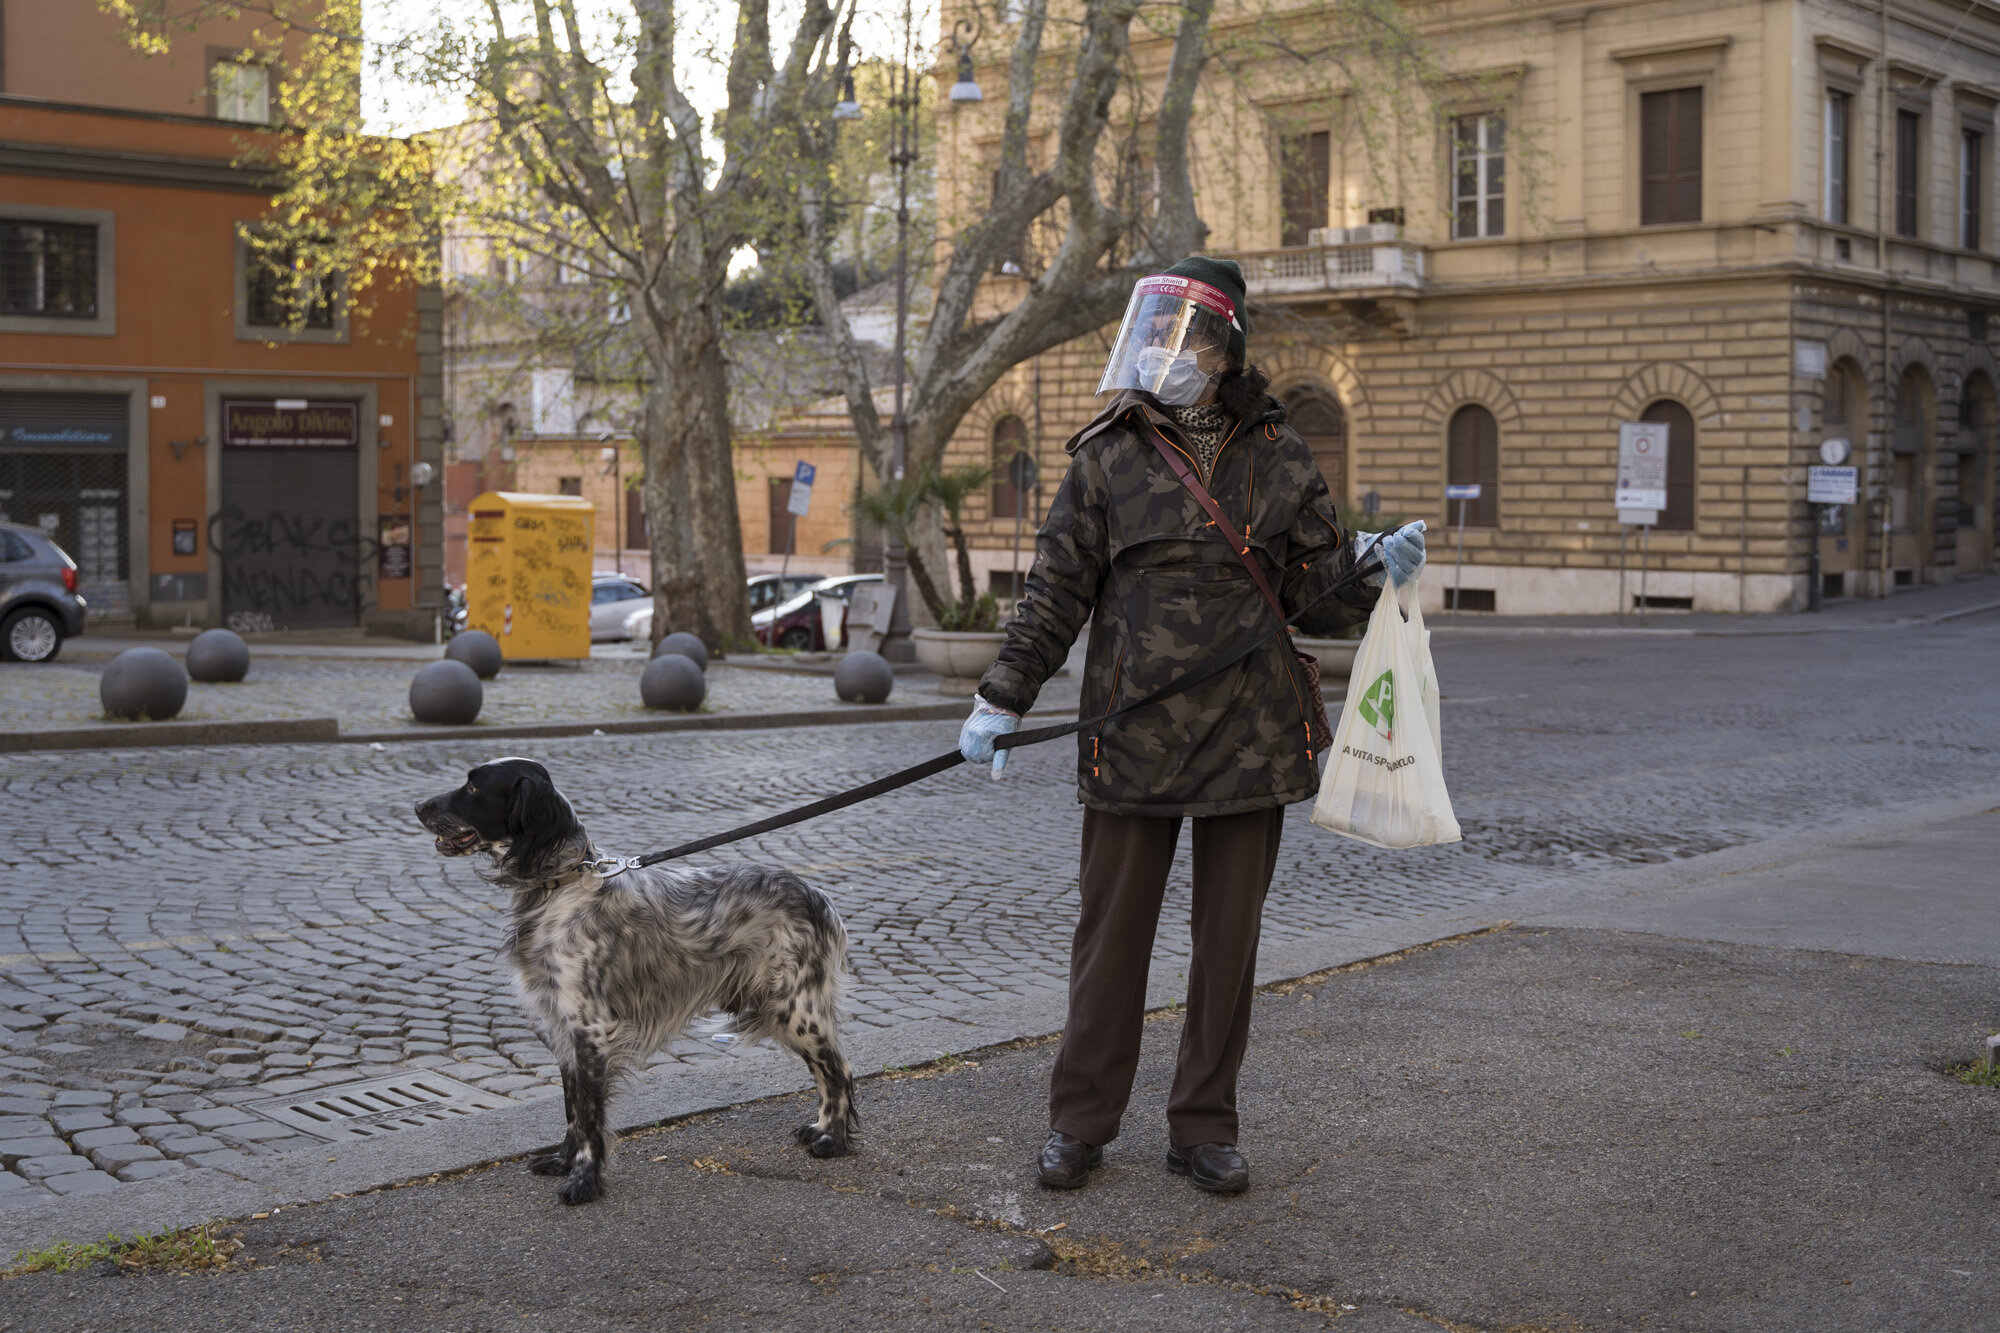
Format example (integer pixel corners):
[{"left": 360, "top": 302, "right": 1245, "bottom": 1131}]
[{"left": 794, "top": 461, "right": 816, "bottom": 486}]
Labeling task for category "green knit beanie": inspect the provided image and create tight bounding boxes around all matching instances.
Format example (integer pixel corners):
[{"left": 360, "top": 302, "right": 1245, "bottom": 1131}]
[{"left": 1160, "top": 255, "right": 1248, "bottom": 366}]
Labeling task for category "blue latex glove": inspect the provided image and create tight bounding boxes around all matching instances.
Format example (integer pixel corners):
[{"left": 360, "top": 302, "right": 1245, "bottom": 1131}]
[
  {"left": 1355, "top": 520, "right": 1427, "bottom": 589},
  {"left": 959, "top": 694, "right": 1020, "bottom": 778}
]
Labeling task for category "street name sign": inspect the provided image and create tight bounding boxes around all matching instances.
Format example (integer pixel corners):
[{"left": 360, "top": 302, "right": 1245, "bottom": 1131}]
[
  {"left": 1445, "top": 484, "right": 1483, "bottom": 500},
  {"left": 1616, "top": 422, "right": 1670, "bottom": 512}
]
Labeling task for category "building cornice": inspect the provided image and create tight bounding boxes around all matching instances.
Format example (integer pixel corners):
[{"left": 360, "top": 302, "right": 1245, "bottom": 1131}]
[{"left": 0, "top": 139, "right": 273, "bottom": 194}]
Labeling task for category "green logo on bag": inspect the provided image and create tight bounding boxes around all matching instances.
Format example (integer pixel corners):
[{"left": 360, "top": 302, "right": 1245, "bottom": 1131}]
[{"left": 1356, "top": 670, "right": 1394, "bottom": 739}]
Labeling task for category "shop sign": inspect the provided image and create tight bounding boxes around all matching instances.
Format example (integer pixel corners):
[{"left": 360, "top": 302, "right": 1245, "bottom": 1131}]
[
  {"left": 378, "top": 514, "right": 412, "bottom": 579},
  {"left": 2, "top": 421, "right": 127, "bottom": 450},
  {"left": 222, "top": 399, "right": 360, "bottom": 448}
]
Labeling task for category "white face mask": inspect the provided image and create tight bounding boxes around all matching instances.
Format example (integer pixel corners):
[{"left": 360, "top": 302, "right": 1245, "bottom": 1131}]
[{"left": 1134, "top": 346, "right": 1211, "bottom": 406}]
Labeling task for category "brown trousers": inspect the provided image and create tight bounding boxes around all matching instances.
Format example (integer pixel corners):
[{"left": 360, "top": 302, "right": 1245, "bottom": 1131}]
[{"left": 1048, "top": 804, "right": 1286, "bottom": 1149}]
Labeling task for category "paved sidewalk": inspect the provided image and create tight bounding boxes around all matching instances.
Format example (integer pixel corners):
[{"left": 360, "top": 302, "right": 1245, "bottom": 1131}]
[
  {"left": 4, "top": 796, "right": 1994, "bottom": 1330},
  {"left": 1426, "top": 568, "right": 2000, "bottom": 634},
  {"left": 0, "top": 643, "right": 1084, "bottom": 743}
]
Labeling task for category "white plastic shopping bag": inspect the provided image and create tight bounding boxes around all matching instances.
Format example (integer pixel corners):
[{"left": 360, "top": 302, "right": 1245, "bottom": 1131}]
[{"left": 1310, "top": 576, "right": 1462, "bottom": 848}]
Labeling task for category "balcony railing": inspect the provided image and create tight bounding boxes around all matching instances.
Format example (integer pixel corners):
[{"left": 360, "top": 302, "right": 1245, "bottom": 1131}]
[{"left": 1230, "top": 226, "right": 1425, "bottom": 297}]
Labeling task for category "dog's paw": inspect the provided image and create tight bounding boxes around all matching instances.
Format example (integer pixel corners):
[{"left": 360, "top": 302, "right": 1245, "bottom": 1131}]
[
  {"left": 529, "top": 1151, "right": 572, "bottom": 1177},
  {"left": 793, "top": 1123, "right": 820, "bottom": 1147},
  {"left": 805, "top": 1132, "right": 854, "bottom": 1159},
  {"left": 557, "top": 1169, "right": 603, "bottom": 1205}
]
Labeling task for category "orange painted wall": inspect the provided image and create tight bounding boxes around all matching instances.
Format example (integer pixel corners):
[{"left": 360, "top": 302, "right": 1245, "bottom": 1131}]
[
  {"left": 0, "top": 100, "right": 426, "bottom": 618},
  {"left": 1, "top": 0, "right": 314, "bottom": 119}
]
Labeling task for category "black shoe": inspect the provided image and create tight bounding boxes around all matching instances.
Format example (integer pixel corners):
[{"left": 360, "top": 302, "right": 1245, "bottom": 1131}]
[
  {"left": 1037, "top": 1132, "right": 1103, "bottom": 1190},
  {"left": 1166, "top": 1142, "right": 1249, "bottom": 1194}
]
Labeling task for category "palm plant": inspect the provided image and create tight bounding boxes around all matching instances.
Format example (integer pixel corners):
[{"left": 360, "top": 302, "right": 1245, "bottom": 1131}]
[
  {"left": 923, "top": 463, "right": 997, "bottom": 607},
  {"left": 851, "top": 473, "right": 949, "bottom": 624}
]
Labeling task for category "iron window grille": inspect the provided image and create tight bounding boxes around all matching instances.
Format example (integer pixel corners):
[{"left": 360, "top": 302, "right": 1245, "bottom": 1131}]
[{"left": 0, "top": 221, "right": 99, "bottom": 319}]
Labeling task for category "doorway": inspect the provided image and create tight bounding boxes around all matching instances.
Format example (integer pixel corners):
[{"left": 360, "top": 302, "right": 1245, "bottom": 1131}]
[
  {"left": 1957, "top": 374, "right": 1994, "bottom": 574},
  {"left": 1890, "top": 368, "right": 1934, "bottom": 584},
  {"left": 216, "top": 399, "right": 363, "bottom": 630}
]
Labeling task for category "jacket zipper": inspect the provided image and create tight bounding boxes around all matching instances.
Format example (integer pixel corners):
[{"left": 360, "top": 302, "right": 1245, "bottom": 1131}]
[{"left": 1093, "top": 644, "right": 1126, "bottom": 779}]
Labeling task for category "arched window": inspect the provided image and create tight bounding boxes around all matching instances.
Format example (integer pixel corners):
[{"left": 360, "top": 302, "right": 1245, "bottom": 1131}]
[
  {"left": 1284, "top": 388, "right": 1347, "bottom": 501},
  {"left": 990, "top": 416, "right": 1032, "bottom": 521},
  {"left": 1639, "top": 399, "right": 1696, "bottom": 531},
  {"left": 1446, "top": 403, "right": 1499, "bottom": 527},
  {"left": 1823, "top": 360, "right": 1866, "bottom": 438}
]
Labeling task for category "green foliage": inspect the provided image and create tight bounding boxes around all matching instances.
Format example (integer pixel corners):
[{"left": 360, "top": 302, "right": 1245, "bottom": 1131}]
[
  {"left": 1952, "top": 1060, "right": 2000, "bottom": 1088},
  {"left": 7, "top": 1223, "right": 240, "bottom": 1277},
  {"left": 937, "top": 593, "right": 1001, "bottom": 633}
]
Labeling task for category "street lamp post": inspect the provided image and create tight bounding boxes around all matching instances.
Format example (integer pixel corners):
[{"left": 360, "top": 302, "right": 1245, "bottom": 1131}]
[
  {"left": 599, "top": 440, "right": 621, "bottom": 576},
  {"left": 874, "top": 4, "right": 979, "bottom": 664}
]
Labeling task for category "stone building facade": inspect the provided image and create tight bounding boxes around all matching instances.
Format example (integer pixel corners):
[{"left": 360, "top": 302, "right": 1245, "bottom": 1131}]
[{"left": 933, "top": 0, "right": 2000, "bottom": 613}]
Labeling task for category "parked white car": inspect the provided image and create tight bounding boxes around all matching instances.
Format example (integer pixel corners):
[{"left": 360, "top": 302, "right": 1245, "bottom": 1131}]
[{"left": 623, "top": 572, "right": 824, "bottom": 644}]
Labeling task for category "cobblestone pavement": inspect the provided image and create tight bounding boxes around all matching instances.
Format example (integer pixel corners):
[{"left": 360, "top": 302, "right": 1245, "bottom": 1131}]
[
  {"left": 0, "top": 655, "right": 964, "bottom": 736},
  {"left": 1, "top": 615, "right": 1997, "bottom": 1209}
]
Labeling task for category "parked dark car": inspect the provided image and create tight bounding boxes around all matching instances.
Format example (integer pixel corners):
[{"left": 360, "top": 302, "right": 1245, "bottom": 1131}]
[
  {"left": 0, "top": 522, "right": 87, "bottom": 663},
  {"left": 754, "top": 574, "right": 883, "bottom": 650}
]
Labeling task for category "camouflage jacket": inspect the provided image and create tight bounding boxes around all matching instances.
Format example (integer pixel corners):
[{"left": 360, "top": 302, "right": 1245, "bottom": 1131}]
[{"left": 978, "top": 390, "right": 1373, "bottom": 817}]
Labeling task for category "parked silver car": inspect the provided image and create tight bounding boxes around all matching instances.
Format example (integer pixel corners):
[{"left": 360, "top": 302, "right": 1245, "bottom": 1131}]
[
  {"left": 0, "top": 522, "right": 87, "bottom": 663},
  {"left": 590, "top": 574, "right": 652, "bottom": 641}
]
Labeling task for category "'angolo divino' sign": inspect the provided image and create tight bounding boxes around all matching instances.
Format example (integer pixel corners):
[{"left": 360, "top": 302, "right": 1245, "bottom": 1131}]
[{"left": 222, "top": 400, "right": 360, "bottom": 448}]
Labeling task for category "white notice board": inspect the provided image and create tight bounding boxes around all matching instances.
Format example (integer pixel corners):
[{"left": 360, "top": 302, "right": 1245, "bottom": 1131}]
[{"left": 1616, "top": 422, "right": 1670, "bottom": 512}]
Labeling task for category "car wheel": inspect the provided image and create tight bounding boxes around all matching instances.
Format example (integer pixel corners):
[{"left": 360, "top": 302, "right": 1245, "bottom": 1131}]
[
  {"left": 779, "top": 626, "right": 814, "bottom": 651},
  {"left": 1, "top": 607, "right": 63, "bottom": 663}
]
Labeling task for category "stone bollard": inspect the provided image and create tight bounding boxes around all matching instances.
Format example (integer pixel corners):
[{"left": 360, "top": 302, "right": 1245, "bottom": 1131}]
[
  {"left": 185, "top": 628, "right": 251, "bottom": 683},
  {"left": 833, "top": 651, "right": 894, "bottom": 704},
  {"left": 100, "top": 648, "right": 189, "bottom": 721},
  {"left": 410, "top": 659, "right": 484, "bottom": 725},
  {"left": 641, "top": 653, "right": 706, "bottom": 711},
  {"left": 445, "top": 630, "right": 503, "bottom": 679},
  {"left": 652, "top": 631, "right": 709, "bottom": 672}
]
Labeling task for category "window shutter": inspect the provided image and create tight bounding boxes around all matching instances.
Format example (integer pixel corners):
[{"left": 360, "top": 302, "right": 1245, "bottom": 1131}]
[
  {"left": 1896, "top": 110, "right": 1922, "bottom": 237},
  {"left": 1641, "top": 89, "right": 1702, "bottom": 224},
  {"left": 1673, "top": 89, "right": 1703, "bottom": 222},
  {"left": 1641, "top": 92, "right": 1672, "bottom": 224}
]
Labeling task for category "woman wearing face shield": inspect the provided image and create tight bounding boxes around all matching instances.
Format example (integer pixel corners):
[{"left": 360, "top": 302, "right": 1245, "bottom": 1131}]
[{"left": 958, "top": 256, "right": 1427, "bottom": 1195}]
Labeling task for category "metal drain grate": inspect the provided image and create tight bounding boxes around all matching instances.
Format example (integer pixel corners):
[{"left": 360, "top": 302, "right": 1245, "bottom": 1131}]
[{"left": 245, "top": 1073, "right": 515, "bottom": 1143}]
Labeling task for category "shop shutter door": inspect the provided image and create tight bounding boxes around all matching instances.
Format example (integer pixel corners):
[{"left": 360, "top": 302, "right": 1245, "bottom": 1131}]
[{"left": 218, "top": 447, "right": 362, "bottom": 629}]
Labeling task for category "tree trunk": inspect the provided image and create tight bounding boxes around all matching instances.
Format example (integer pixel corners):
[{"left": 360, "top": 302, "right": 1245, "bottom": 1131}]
[
  {"left": 643, "top": 292, "right": 753, "bottom": 653},
  {"left": 948, "top": 522, "right": 977, "bottom": 604}
]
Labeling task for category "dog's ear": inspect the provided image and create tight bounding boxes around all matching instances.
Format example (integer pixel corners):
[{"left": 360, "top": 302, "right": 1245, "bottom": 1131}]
[{"left": 502, "top": 766, "right": 581, "bottom": 879}]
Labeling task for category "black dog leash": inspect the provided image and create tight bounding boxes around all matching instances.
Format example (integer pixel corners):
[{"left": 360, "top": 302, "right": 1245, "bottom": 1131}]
[{"left": 610, "top": 554, "right": 1385, "bottom": 871}]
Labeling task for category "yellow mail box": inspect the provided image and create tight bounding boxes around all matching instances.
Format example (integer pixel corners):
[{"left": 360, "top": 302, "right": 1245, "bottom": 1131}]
[{"left": 465, "top": 491, "right": 595, "bottom": 660}]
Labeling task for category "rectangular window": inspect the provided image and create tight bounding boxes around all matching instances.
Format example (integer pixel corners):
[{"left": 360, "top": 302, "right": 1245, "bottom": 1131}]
[
  {"left": 1963, "top": 128, "right": 1985, "bottom": 250},
  {"left": 211, "top": 60, "right": 271, "bottom": 124},
  {"left": 1640, "top": 88, "right": 1703, "bottom": 225},
  {"left": 1896, "top": 109, "right": 1922, "bottom": 237},
  {"left": 1279, "top": 130, "right": 1331, "bottom": 247},
  {"left": 1825, "top": 91, "right": 1850, "bottom": 225},
  {"left": 1452, "top": 114, "right": 1506, "bottom": 239},
  {"left": 245, "top": 249, "right": 337, "bottom": 329},
  {"left": 557, "top": 476, "right": 582, "bottom": 497},
  {"left": 0, "top": 221, "right": 99, "bottom": 318}
]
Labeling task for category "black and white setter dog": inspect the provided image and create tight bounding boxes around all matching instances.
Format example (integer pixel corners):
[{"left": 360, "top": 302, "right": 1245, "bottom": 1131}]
[{"left": 416, "top": 757, "right": 858, "bottom": 1205}]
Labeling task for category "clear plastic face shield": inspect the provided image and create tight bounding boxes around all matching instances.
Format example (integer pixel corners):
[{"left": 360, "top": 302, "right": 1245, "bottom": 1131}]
[{"left": 1095, "top": 275, "right": 1241, "bottom": 407}]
